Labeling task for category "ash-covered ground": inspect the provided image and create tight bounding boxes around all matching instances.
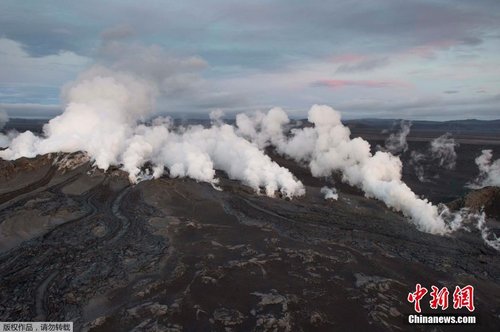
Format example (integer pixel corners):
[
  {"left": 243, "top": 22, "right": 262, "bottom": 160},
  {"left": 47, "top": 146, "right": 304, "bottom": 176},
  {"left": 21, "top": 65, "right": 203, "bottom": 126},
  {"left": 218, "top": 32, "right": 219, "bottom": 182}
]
[{"left": 0, "top": 123, "right": 499, "bottom": 332}]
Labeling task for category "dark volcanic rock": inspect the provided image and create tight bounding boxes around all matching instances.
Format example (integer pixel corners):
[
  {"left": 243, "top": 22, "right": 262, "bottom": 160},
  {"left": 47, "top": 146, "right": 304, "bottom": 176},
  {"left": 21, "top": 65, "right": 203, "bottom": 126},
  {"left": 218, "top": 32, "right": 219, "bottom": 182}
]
[
  {"left": 0, "top": 153, "right": 499, "bottom": 331},
  {"left": 0, "top": 155, "right": 52, "bottom": 181}
]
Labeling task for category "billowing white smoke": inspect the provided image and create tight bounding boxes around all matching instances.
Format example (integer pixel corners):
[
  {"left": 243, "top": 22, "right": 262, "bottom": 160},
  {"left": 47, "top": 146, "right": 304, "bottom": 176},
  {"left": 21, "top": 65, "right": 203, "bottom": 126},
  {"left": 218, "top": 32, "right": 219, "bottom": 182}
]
[
  {"left": 236, "top": 108, "right": 291, "bottom": 150},
  {"left": 0, "top": 64, "right": 304, "bottom": 198},
  {"left": 0, "top": 110, "right": 9, "bottom": 148},
  {"left": 430, "top": 133, "right": 458, "bottom": 170},
  {"left": 237, "top": 105, "right": 496, "bottom": 239},
  {"left": 409, "top": 133, "right": 458, "bottom": 182},
  {"left": 287, "top": 106, "right": 446, "bottom": 234},
  {"left": 409, "top": 151, "right": 427, "bottom": 182},
  {"left": 321, "top": 186, "right": 338, "bottom": 200},
  {"left": 120, "top": 118, "right": 305, "bottom": 197},
  {"left": 382, "top": 120, "right": 412, "bottom": 155},
  {"left": 476, "top": 212, "right": 500, "bottom": 250},
  {"left": 0, "top": 41, "right": 496, "bottom": 247},
  {"left": 467, "top": 150, "right": 500, "bottom": 188},
  {"left": 1, "top": 67, "right": 157, "bottom": 165},
  {"left": 439, "top": 207, "right": 500, "bottom": 250}
]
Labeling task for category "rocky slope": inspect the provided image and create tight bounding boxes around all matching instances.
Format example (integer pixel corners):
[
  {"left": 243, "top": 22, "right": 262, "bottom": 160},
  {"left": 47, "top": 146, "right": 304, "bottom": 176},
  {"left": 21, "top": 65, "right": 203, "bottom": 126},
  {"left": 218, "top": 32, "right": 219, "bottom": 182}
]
[{"left": 0, "top": 154, "right": 498, "bottom": 331}]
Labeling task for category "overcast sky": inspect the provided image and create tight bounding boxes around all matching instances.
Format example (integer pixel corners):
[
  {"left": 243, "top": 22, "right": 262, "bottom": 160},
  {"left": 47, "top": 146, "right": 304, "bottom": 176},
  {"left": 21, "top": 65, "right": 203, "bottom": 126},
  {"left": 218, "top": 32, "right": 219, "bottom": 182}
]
[{"left": 1, "top": 0, "right": 499, "bottom": 120}]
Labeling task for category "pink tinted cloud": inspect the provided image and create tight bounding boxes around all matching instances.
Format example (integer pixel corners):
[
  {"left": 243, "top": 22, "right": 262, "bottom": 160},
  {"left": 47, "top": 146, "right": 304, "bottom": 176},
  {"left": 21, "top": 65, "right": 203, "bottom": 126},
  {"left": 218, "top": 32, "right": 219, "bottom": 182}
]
[{"left": 312, "top": 79, "right": 411, "bottom": 89}]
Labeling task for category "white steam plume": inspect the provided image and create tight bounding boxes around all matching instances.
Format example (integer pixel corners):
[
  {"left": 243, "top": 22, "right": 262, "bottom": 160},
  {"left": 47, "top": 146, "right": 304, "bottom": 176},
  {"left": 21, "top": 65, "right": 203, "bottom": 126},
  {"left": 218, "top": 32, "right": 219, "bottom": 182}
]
[
  {"left": 120, "top": 119, "right": 305, "bottom": 197},
  {"left": 321, "top": 187, "right": 338, "bottom": 200},
  {"left": 0, "top": 39, "right": 496, "bottom": 248},
  {"left": 236, "top": 107, "right": 290, "bottom": 150},
  {"left": 0, "top": 54, "right": 304, "bottom": 198},
  {"left": 430, "top": 133, "right": 458, "bottom": 170},
  {"left": 0, "top": 66, "right": 156, "bottom": 165},
  {"left": 409, "top": 133, "right": 458, "bottom": 182},
  {"left": 409, "top": 151, "right": 427, "bottom": 182},
  {"left": 467, "top": 150, "right": 500, "bottom": 188},
  {"left": 237, "top": 105, "right": 498, "bottom": 242},
  {"left": 381, "top": 120, "right": 412, "bottom": 155},
  {"left": 476, "top": 212, "right": 500, "bottom": 250}
]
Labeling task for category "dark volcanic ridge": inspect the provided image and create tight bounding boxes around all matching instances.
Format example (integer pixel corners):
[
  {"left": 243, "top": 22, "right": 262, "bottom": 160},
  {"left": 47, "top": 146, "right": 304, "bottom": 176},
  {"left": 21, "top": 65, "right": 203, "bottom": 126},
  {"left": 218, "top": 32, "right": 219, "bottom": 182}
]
[{"left": 448, "top": 187, "right": 500, "bottom": 220}]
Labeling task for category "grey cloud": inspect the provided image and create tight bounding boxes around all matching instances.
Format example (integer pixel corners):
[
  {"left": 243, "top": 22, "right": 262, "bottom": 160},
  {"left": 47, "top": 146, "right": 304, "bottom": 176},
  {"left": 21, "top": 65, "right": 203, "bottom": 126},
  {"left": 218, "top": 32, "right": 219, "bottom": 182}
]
[
  {"left": 459, "top": 36, "right": 483, "bottom": 46},
  {"left": 336, "top": 94, "right": 500, "bottom": 120},
  {"left": 95, "top": 40, "right": 209, "bottom": 100},
  {"left": 1, "top": 0, "right": 499, "bottom": 120},
  {"left": 0, "top": 2, "right": 96, "bottom": 56},
  {"left": 336, "top": 57, "right": 390, "bottom": 73},
  {"left": 0, "top": 103, "right": 61, "bottom": 119},
  {"left": 0, "top": 86, "right": 60, "bottom": 104},
  {"left": 2, "top": 1, "right": 497, "bottom": 66},
  {"left": 101, "top": 25, "right": 135, "bottom": 41}
]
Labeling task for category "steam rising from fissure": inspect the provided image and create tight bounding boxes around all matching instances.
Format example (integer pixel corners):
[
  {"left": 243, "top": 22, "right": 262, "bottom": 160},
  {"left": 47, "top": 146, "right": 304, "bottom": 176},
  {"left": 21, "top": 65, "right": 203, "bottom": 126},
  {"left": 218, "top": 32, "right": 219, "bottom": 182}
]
[
  {"left": 0, "top": 62, "right": 498, "bottom": 250},
  {"left": 467, "top": 149, "right": 500, "bottom": 189}
]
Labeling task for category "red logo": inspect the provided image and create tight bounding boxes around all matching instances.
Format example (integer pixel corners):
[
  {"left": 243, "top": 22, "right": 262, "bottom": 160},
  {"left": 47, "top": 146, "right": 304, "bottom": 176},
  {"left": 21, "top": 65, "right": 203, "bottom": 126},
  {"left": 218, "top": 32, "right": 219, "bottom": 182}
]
[
  {"left": 407, "top": 283, "right": 428, "bottom": 313},
  {"left": 452, "top": 285, "right": 475, "bottom": 312},
  {"left": 407, "top": 284, "right": 474, "bottom": 313},
  {"left": 429, "top": 286, "right": 449, "bottom": 310}
]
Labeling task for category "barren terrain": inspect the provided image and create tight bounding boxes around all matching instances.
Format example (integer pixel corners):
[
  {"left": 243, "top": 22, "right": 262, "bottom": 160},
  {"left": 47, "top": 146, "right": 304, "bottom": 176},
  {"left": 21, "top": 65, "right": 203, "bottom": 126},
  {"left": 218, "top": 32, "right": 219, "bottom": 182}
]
[{"left": 0, "top": 123, "right": 499, "bottom": 331}]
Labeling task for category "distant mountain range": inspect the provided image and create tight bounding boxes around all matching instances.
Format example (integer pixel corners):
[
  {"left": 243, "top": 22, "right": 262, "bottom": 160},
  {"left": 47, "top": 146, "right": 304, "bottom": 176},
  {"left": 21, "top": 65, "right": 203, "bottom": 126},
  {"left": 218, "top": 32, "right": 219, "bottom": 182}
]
[
  {"left": 344, "top": 118, "right": 500, "bottom": 134},
  {"left": 3, "top": 117, "right": 500, "bottom": 136}
]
